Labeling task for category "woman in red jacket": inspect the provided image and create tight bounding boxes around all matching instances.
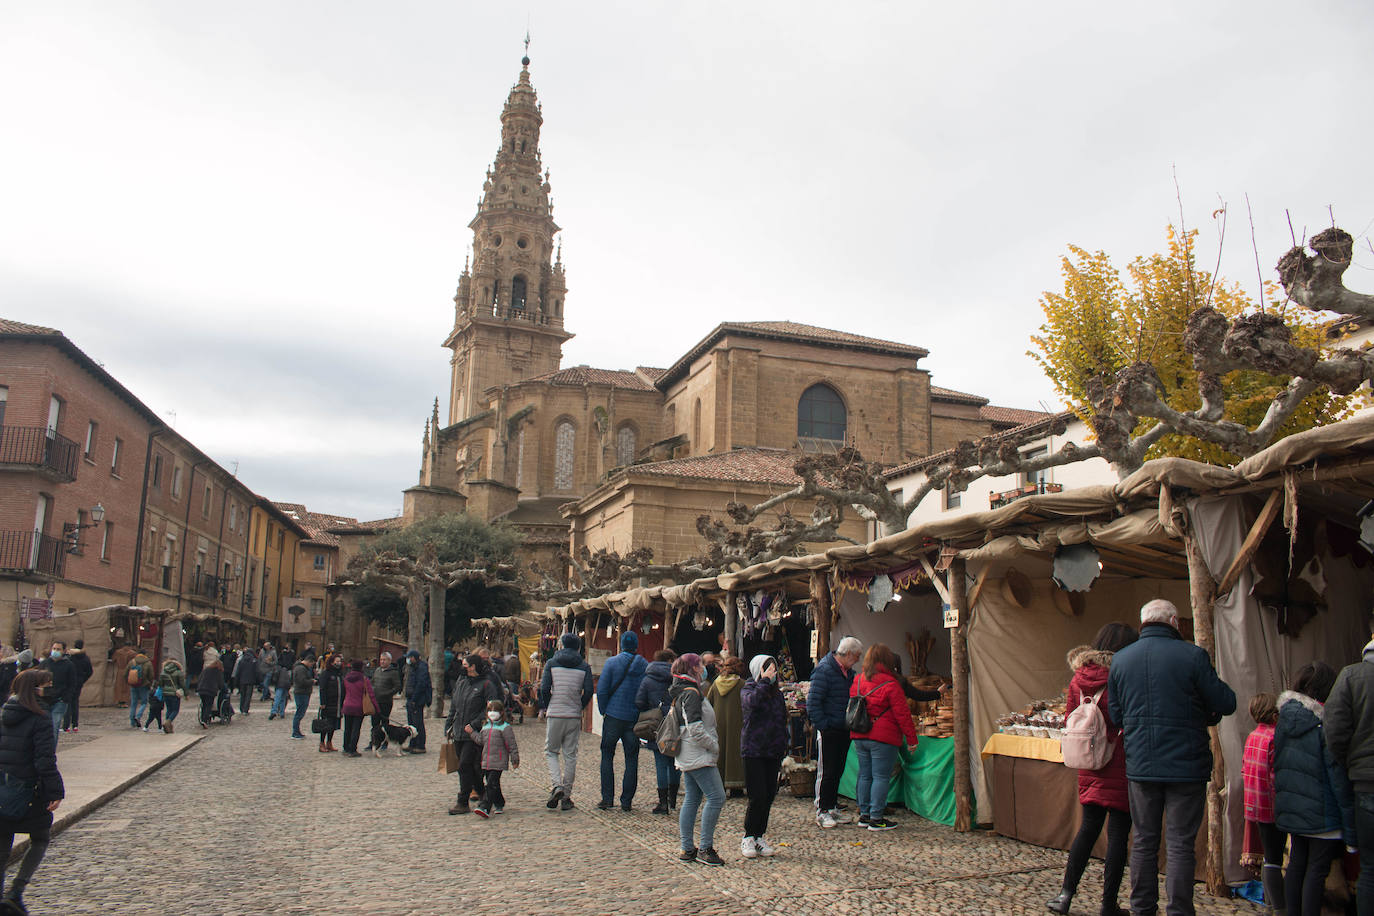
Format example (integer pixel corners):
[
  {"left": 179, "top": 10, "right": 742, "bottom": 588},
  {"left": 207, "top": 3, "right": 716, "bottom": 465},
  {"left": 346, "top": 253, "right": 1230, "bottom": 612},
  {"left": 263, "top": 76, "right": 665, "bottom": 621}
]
[
  {"left": 849, "top": 643, "right": 918, "bottom": 831},
  {"left": 1048, "top": 622, "right": 1137, "bottom": 916}
]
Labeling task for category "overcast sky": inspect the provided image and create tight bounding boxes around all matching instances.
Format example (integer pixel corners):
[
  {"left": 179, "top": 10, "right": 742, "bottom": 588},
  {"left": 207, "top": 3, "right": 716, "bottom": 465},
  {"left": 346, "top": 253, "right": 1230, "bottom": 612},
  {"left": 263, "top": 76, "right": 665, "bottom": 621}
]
[{"left": 3, "top": 2, "right": 1371, "bottom": 521}]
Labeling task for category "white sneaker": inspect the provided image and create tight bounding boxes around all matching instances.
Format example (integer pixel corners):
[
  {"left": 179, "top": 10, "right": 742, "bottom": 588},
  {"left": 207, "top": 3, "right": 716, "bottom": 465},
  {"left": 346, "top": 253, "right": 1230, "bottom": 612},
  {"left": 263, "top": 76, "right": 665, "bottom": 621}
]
[
  {"left": 755, "top": 836, "right": 777, "bottom": 857},
  {"left": 817, "top": 811, "right": 839, "bottom": 829},
  {"left": 740, "top": 836, "right": 759, "bottom": 858},
  {"left": 142, "top": 726, "right": 149, "bottom": 732},
  {"left": 829, "top": 808, "right": 853, "bottom": 825}
]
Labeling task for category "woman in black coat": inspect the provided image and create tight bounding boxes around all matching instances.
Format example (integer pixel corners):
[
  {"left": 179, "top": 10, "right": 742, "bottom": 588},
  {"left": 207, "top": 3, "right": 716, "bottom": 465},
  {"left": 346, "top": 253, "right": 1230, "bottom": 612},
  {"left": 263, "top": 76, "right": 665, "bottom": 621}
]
[
  {"left": 444, "top": 655, "right": 499, "bottom": 814},
  {"left": 0, "top": 669, "right": 65, "bottom": 912},
  {"left": 196, "top": 660, "right": 225, "bottom": 729},
  {"left": 317, "top": 655, "right": 345, "bottom": 752}
]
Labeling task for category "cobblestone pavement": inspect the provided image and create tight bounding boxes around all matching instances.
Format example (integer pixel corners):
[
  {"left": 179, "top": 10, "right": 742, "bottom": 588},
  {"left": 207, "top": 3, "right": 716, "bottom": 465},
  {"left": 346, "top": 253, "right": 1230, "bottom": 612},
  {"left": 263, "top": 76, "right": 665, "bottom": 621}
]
[{"left": 22, "top": 709, "right": 1260, "bottom": 915}]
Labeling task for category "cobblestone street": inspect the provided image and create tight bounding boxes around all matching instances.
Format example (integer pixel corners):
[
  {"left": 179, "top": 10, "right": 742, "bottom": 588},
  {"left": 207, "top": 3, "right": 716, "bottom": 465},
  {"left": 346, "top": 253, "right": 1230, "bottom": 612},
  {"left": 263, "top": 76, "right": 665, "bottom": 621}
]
[{"left": 23, "top": 708, "right": 1260, "bottom": 915}]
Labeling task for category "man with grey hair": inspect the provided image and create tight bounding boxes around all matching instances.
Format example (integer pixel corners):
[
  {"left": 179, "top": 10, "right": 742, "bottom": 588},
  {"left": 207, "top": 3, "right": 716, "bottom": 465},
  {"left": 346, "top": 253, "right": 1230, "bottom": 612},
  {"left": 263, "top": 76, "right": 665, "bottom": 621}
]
[
  {"left": 368, "top": 651, "right": 402, "bottom": 750},
  {"left": 807, "top": 636, "right": 864, "bottom": 828},
  {"left": 1108, "top": 598, "right": 1235, "bottom": 916}
]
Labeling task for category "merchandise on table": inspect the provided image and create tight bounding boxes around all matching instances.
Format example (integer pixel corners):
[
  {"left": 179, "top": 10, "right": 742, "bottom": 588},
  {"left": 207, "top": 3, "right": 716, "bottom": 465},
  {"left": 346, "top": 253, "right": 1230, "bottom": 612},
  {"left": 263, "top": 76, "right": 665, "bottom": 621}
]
[
  {"left": 994, "top": 695, "right": 1067, "bottom": 739},
  {"left": 907, "top": 675, "right": 955, "bottom": 738}
]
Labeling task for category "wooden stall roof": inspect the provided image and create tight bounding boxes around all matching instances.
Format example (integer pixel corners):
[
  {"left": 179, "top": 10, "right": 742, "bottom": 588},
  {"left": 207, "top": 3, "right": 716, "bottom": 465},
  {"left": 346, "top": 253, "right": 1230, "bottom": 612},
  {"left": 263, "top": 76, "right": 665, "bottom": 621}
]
[{"left": 544, "top": 414, "right": 1374, "bottom": 615}]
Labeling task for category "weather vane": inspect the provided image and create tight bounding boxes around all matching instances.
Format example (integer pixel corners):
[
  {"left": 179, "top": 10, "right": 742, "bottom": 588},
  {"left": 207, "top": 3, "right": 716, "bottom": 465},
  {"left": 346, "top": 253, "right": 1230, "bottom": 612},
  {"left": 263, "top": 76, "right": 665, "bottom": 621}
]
[{"left": 523, "top": 27, "right": 531, "bottom": 65}]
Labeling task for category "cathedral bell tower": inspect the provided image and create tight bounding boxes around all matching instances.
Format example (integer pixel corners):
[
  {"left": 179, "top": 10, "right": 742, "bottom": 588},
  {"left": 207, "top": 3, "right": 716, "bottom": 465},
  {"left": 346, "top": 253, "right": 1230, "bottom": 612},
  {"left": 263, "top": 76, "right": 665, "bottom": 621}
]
[{"left": 443, "top": 51, "right": 572, "bottom": 425}]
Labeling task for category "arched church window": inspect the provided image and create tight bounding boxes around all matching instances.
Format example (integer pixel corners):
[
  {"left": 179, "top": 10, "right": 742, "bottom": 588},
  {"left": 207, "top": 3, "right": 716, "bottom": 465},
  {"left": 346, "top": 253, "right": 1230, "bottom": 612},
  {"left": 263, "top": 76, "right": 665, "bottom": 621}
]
[
  {"left": 798, "top": 383, "right": 846, "bottom": 441},
  {"left": 616, "top": 425, "right": 637, "bottom": 468},
  {"left": 511, "top": 275, "right": 527, "bottom": 310},
  {"left": 692, "top": 399, "right": 702, "bottom": 452},
  {"left": 514, "top": 427, "right": 526, "bottom": 491},
  {"left": 554, "top": 420, "right": 576, "bottom": 491}
]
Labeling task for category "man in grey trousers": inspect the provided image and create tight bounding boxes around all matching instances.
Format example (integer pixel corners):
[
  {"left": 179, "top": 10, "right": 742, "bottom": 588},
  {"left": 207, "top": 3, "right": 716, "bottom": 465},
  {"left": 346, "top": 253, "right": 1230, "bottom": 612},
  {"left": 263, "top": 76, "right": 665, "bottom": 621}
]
[
  {"left": 539, "top": 633, "right": 594, "bottom": 811},
  {"left": 1108, "top": 599, "right": 1236, "bottom": 916}
]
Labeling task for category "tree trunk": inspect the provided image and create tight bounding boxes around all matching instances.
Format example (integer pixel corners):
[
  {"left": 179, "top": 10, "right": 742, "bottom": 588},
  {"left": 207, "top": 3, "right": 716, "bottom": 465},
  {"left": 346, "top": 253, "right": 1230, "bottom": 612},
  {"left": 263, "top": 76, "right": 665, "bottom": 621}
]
[
  {"left": 428, "top": 581, "right": 446, "bottom": 718},
  {"left": 406, "top": 581, "right": 424, "bottom": 653},
  {"left": 948, "top": 556, "right": 975, "bottom": 832},
  {"left": 1183, "top": 526, "right": 1228, "bottom": 898},
  {"left": 723, "top": 592, "right": 738, "bottom": 659},
  {"left": 810, "top": 570, "right": 832, "bottom": 662}
]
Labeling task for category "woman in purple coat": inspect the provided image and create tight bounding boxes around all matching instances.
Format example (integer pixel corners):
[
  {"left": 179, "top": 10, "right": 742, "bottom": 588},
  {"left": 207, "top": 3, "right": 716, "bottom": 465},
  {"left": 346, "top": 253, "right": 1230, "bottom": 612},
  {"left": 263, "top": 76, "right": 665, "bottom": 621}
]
[{"left": 739, "top": 654, "right": 789, "bottom": 860}]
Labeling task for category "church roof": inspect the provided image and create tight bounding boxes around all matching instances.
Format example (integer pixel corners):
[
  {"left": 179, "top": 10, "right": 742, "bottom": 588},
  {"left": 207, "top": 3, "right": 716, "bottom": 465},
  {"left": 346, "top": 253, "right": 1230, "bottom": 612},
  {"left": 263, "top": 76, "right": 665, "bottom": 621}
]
[
  {"left": 0, "top": 318, "right": 61, "bottom": 335},
  {"left": 930, "top": 385, "right": 989, "bottom": 406},
  {"left": 657, "top": 321, "right": 929, "bottom": 389},
  {"left": 523, "top": 365, "right": 657, "bottom": 391},
  {"left": 628, "top": 447, "right": 801, "bottom": 486}
]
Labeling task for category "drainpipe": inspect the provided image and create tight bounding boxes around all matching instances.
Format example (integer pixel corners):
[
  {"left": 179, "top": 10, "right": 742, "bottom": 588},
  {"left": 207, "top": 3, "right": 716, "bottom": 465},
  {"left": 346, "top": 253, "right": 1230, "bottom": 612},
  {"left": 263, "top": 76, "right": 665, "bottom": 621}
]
[
  {"left": 129, "top": 428, "right": 162, "bottom": 606},
  {"left": 174, "top": 460, "right": 208, "bottom": 617},
  {"left": 211, "top": 477, "right": 230, "bottom": 614}
]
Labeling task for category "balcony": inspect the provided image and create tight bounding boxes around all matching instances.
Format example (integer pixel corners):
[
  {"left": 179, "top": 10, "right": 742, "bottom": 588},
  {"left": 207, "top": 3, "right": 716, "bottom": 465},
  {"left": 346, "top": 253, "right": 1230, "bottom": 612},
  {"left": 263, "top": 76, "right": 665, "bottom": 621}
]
[
  {"left": 0, "top": 531, "right": 66, "bottom": 578},
  {"left": 989, "top": 480, "right": 1064, "bottom": 510},
  {"left": 0, "top": 426, "right": 79, "bottom": 482},
  {"left": 193, "top": 572, "right": 229, "bottom": 604}
]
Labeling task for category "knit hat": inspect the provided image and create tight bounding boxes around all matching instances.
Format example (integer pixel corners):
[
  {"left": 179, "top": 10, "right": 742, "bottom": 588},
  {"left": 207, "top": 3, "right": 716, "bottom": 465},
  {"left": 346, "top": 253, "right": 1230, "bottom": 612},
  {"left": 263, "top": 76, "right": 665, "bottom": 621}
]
[
  {"left": 561, "top": 633, "right": 581, "bottom": 651},
  {"left": 406, "top": 649, "right": 420, "bottom": 659},
  {"left": 620, "top": 631, "right": 638, "bottom": 652},
  {"left": 749, "top": 654, "right": 775, "bottom": 682},
  {"left": 350, "top": 659, "right": 364, "bottom": 671}
]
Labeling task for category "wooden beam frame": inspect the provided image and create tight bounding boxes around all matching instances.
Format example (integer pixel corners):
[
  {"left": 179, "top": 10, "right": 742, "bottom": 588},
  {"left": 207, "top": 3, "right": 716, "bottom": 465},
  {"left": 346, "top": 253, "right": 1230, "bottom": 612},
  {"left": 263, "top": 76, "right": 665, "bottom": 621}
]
[
  {"left": 918, "top": 553, "right": 952, "bottom": 605},
  {"left": 1214, "top": 489, "right": 1283, "bottom": 597}
]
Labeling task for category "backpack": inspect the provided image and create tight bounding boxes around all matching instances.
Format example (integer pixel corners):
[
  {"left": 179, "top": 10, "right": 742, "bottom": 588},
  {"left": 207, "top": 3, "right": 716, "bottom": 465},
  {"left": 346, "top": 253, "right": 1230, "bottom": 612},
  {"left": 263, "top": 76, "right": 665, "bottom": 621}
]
[
  {"left": 127, "top": 664, "right": 142, "bottom": 686},
  {"left": 844, "top": 682, "right": 881, "bottom": 733},
  {"left": 656, "top": 687, "right": 696, "bottom": 757},
  {"left": 1061, "top": 687, "right": 1113, "bottom": 771}
]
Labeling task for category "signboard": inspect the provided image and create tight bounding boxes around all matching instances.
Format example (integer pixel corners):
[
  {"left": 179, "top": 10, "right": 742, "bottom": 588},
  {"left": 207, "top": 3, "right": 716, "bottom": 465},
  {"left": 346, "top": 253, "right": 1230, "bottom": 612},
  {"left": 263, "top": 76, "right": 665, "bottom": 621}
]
[
  {"left": 942, "top": 602, "right": 959, "bottom": 629},
  {"left": 809, "top": 627, "right": 820, "bottom": 659},
  {"left": 281, "top": 597, "right": 311, "bottom": 634},
  {"left": 20, "top": 598, "right": 52, "bottom": 621}
]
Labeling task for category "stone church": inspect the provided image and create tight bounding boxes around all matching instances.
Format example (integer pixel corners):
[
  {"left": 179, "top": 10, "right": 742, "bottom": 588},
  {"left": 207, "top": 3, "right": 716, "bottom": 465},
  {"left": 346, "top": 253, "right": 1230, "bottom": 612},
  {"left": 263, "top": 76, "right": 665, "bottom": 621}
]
[{"left": 405, "top": 56, "right": 1045, "bottom": 574}]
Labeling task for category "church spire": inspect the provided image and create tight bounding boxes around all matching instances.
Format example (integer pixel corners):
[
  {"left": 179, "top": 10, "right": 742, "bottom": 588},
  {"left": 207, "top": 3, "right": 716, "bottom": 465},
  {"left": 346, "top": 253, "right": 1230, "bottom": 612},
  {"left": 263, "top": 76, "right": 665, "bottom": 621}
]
[{"left": 442, "top": 52, "right": 573, "bottom": 426}]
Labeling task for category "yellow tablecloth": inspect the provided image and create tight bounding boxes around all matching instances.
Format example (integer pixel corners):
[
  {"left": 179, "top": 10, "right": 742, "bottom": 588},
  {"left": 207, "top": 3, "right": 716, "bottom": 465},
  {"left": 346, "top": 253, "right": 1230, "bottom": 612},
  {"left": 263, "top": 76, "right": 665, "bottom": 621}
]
[{"left": 980, "top": 732, "right": 1063, "bottom": 763}]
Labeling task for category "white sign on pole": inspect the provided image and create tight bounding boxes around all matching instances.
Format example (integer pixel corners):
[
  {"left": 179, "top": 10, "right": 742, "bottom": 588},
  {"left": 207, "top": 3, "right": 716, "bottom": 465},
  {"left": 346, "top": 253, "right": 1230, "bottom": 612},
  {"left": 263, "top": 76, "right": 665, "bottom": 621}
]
[{"left": 942, "top": 602, "right": 959, "bottom": 629}]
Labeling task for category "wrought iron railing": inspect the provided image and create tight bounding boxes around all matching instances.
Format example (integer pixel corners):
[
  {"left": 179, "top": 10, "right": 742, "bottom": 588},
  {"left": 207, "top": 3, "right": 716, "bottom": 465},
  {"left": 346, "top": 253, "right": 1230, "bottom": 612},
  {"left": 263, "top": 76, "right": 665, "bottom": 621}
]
[
  {"left": 0, "top": 531, "right": 66, "bottom": 577},
  {"left": 0, "top": 426, "right": 79, "bottom": 480},
  {"left": 988, "top": 480, "right": 1064, "bottom": 510}
]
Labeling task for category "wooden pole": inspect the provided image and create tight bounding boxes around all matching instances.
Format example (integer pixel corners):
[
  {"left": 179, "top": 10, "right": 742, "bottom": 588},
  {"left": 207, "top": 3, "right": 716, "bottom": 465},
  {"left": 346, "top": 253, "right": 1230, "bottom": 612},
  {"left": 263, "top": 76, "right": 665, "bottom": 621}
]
[
  {"left": 722, "top": 593, "right": 738, "bottom": 659},
  {"left": 1183, "top": 520, "right": 1227, "bottom": 897},
  {"left": 810, "top": 570, "right": 832, "bottom": 662},
  {"left": 663, "top": 606, "right": 675, "bottom": 648},
  {"left": 948, "top": 556, "right": 975, "bottom": 832}
]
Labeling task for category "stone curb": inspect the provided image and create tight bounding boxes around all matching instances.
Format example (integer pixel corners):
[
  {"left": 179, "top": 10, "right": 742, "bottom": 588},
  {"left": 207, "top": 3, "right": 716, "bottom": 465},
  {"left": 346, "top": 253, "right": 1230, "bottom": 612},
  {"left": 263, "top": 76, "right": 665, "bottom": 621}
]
[{"left": 8, "top": 733, "right": 206, "bottom": 864}]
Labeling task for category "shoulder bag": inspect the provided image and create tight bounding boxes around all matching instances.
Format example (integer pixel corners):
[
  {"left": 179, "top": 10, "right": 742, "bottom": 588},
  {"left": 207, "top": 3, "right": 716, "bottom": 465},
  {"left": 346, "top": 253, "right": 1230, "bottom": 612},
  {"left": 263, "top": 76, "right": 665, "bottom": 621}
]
[{"left": 0, "top": 772, "right": 35, "bottom": 819}]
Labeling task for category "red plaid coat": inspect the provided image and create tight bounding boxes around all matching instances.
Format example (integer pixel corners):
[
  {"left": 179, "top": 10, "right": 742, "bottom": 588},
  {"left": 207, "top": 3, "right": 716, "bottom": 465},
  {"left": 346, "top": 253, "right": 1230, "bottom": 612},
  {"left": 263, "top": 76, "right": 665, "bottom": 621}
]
[{"left": 1242, "top": 722, "right": 1276, "bottom": 823}]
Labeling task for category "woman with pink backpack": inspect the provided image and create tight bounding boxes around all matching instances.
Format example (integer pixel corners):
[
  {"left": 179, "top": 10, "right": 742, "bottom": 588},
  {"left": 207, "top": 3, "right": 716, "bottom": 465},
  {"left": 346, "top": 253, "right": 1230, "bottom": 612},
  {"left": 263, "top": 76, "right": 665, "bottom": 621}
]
[{"left": 1048, "top": 622, "right": 1138, "bottom": 916}]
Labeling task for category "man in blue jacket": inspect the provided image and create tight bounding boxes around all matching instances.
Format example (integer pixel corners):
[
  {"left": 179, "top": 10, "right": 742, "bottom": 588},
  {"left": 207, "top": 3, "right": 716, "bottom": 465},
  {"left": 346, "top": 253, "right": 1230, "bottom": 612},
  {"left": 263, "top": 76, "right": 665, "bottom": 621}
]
[
  {"left": 403, "top": 650, "right": 432, "bottom": 754},
  {"left": 596, "top": 632, "right": 647, "bottom": 811},
  {"left": 1108, "top": 599, "right": 1235, "bottom": 916},
  {"left": 807, "top": 636, "right": 863, "bottom": 829}
]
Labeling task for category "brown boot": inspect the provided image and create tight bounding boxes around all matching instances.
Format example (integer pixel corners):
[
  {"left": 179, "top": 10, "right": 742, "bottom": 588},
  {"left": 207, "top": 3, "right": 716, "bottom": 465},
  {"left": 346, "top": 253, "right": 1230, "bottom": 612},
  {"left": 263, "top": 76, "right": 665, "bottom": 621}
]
[
  {"left": 164, "top": 721, "right": 174, "bottom": 734},
  {"left": 326, "top": 739, "right": 337, "bottom": 752}
]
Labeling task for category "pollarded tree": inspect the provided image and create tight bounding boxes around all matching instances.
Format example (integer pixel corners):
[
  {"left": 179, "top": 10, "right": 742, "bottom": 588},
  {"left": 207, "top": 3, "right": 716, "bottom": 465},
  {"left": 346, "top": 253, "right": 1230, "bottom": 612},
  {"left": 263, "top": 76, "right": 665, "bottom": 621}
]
[{"left": 349, "top": 513, "right": 523, "bottom": 714}]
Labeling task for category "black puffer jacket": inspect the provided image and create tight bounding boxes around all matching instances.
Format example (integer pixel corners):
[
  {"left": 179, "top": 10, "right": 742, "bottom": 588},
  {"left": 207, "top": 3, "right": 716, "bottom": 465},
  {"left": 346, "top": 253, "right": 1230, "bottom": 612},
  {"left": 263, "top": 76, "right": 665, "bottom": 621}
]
[
  {"left": 1326, "top": 646, "right": 1374, "bottom": 793},
  {"left": 0, "top": 699, "right": 64, "bottom": 804},
  {"left": 446, "top": 674, "right": 499, "bottom": 745}
]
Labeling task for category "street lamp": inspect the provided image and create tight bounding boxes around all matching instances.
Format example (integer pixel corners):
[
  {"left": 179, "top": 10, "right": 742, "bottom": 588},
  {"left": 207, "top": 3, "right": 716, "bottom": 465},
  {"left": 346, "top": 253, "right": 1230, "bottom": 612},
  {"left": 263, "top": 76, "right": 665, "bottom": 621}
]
[{"left": 62, "top": 503, "right": 105, "bottom": 554}]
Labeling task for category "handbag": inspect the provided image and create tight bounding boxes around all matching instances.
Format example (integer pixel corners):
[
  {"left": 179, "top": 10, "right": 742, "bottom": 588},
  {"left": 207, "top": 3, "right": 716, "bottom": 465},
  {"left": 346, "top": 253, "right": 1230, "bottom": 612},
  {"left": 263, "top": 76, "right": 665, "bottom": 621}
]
[
  {"left": 310, "top": 715, "right": 329, "bottom": 735},
  {"left": 633, "top": 707, "right": 662, "bottom": 741},
  {"left": 438, "top": 741, "right": 460, "bottom": 775},
  {"left": 362, "top": 693, "right": 376, "bottom": 717},
  {"left": 0, "top": 773, "right": 36, "bottom": 819},
  {"left": 844, "top": 683, "right": 881, "bottom": 733},
  {"left": 153, "top": 686, "right": 164, "bottom": 702}
]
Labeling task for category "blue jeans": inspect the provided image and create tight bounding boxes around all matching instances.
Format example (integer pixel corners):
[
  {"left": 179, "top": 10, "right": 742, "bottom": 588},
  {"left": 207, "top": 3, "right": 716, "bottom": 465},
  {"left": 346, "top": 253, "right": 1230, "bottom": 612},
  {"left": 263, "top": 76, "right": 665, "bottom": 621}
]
[
  {"left": 261, "top": 670, "right": 274, "bottom": 698},
  {"left": 48, "top": 701, "right": 67, "bottom": 741},
  {"left": 291, "top": 691, "right": 311, "bottom": 737},
  {"left": 599, "top": 714, "right": 639, "bottom": 805},
  {"left": 653, "top": 746, "right": 680, "bottom": 790},
  {"left": 678, "top": 765, "right": 725, "bottom": 852},
  {"left": 272, "top": 687, "right": 289, "bottom": 717},
  {"left": 130, "top": 686, "right": 149, "bottom": 725},
  {"left": 855, "top": 738, "right": 899, "bottom": 818},
  {"left": 164, "top": 695, "right": 181, "bottom": 722}
]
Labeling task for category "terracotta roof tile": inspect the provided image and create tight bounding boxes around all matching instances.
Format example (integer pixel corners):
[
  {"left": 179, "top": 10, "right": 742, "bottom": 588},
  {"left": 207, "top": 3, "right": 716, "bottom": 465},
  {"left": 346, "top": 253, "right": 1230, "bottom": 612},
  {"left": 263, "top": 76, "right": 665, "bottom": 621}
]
[
  {"left": 271, "top": 501, "right": 362, "bottom": 547},
  {"left": 981, "top": 405, "right": 1054, "bottom": 426},
  {"left": 930, "top": 386, "right": 989, "bottom": 406},
  {"left": 883, "top": 409, "right": 1078, "bottom": 479},
  {"left": 522, "top": 365, "right": 657, "bottom": 391},
  {"left": 629, "top": 448, "right": 801, "bottom": 486},
  {"left": 0, "top": 318, "right": 61, "bottom": 336}
]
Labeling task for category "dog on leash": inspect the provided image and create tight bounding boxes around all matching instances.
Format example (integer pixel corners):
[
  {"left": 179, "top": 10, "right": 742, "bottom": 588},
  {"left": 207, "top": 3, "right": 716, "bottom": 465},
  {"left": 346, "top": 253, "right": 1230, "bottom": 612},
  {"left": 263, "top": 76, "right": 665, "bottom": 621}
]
[{"left": 370, "top": 721, "right": 419, "bottom": 757}]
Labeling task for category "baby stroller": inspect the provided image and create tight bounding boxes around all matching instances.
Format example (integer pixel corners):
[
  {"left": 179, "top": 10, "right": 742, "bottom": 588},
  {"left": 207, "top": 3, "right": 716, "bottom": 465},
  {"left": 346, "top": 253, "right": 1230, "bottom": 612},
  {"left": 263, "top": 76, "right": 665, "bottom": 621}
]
[{"left": 199, "top": 683, "right": 235, "bottom": 727}]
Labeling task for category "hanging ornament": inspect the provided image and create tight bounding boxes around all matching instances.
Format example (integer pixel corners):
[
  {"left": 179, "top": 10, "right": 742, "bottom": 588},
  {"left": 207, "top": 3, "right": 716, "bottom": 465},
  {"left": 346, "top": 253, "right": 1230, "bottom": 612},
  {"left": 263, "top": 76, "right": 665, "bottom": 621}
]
[{"left": 868, "top": 574, "right": 894, "bottom": 613}]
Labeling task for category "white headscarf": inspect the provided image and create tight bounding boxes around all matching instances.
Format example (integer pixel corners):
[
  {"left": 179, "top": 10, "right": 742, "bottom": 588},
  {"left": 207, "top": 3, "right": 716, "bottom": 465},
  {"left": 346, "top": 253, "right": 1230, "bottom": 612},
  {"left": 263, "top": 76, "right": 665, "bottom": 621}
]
[{"left": 749, "top": 654, "right": 775, "bottom": 681}]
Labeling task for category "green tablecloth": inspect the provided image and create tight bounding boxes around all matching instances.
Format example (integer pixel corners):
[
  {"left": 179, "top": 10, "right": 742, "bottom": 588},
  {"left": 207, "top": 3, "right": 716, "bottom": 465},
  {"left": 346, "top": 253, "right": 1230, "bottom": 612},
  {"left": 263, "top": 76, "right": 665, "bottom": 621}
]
[{"left": 837, "top": 737, "right": 955, "bottom": 826}]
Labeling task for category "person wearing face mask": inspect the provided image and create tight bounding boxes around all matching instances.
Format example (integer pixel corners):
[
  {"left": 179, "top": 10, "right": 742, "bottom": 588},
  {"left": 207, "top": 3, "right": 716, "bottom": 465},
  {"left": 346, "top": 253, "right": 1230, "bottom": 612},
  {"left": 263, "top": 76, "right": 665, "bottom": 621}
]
[
  {"left": 403, "top": 650, "right": 432, "bottom": 754},
  {"left": 444, "top": 655, "right": 500, "bottom": 815},
  {"left": 38, "top": 643, "right": 74, "bottom": 742},
  {"left": 0, "top": 669, "right": 65, "bottom": 913},
  {"left": 739, "top": 655, "right": 789, "bottom": 859},
  {"left": 317, "top": 655, "right": 345, "bottom": 752},
  {"left": 472, "top": 699, "right": 520, "bottom": 817}
]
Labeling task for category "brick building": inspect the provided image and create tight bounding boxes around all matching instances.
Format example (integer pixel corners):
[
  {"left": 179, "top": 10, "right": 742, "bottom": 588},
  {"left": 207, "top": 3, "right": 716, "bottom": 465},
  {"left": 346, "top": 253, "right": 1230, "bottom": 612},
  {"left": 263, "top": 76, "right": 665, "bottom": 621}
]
[{"left": 407, "top": 56, "right": 1050, "bottom": 571}]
